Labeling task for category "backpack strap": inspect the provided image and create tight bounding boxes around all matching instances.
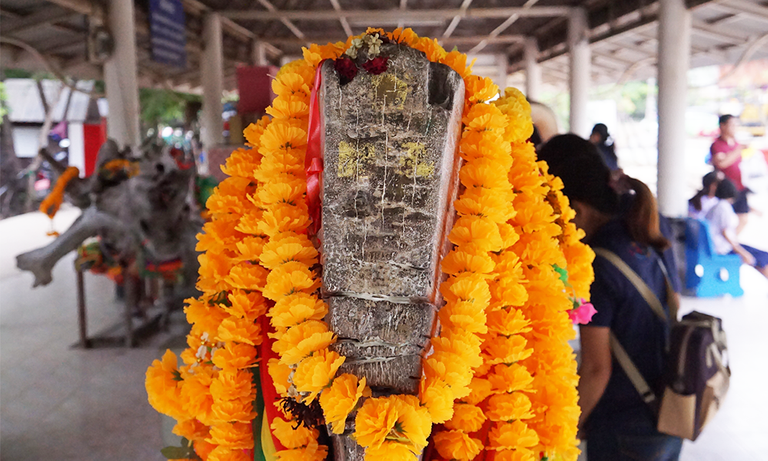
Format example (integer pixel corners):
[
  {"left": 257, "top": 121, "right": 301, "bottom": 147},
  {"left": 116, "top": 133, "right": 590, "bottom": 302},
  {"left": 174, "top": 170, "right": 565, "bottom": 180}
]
[
  {"left": 654, "top": 253, "right": 680, "bottom": 323},
  {"left": 593, "top": 248, "right": 676, "bottom": 413},
  {"left": 593, "top": 248, "right": 669, "bottom": 323},
  {"left": 609, "top": 332, "right": 658, "bottom": 408}
]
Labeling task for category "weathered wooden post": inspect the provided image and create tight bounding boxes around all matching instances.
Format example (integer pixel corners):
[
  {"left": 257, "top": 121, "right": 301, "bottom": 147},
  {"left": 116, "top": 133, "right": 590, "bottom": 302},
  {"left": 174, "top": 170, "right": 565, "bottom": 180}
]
[{"left": 320, "top": 42, "right": 464, "bottom": 460}]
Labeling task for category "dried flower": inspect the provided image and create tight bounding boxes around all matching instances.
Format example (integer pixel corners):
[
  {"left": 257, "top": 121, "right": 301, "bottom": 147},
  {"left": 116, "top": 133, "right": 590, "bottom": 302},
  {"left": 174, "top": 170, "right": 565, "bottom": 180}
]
[{"left": 334, "top": 57, "right": 358, "bottom": 85}]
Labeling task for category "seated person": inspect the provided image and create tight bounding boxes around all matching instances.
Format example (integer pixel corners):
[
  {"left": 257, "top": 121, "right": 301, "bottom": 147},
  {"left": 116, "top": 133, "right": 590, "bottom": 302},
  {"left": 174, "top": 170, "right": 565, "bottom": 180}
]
[
  {"left": 589, "top": 123, "right": 620, "bottom": 171},
  {"left": 688, "top": 171, "right": 722, "bottom": 220},
  {"left": 704, "top": 179, "right": 768, "bottom": 279}
]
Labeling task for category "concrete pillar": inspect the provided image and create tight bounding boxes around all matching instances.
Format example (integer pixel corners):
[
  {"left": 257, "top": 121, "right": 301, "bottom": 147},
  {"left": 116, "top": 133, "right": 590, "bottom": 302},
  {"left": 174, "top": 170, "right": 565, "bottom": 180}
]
[
  {"left": 103, "top": 0, "right": 140, "bottom": 148},
  {"left": 495, "top": 53, "right": 508, "bottom": 92},
  {"left": 201, "top": 13, "right": 224, "bottom": 151},
  {"left": 568, "top": 7, "right": 591, "bottom": 138},
  {"left": 253, "top": 40, "right": 267, "bottom": 66},
  {"left": 524, "top": 37, "right": 541, "bottom": 101},
  {"left": 657, "top": 0, "right": 691, "bottom": 217}
]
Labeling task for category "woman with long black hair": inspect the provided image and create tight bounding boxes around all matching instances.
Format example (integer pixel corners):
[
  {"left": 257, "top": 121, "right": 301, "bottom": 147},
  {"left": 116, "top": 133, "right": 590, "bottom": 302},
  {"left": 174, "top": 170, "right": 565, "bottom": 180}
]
[{"left": 538, "top": 134, "right": 682, "bottom": 461}]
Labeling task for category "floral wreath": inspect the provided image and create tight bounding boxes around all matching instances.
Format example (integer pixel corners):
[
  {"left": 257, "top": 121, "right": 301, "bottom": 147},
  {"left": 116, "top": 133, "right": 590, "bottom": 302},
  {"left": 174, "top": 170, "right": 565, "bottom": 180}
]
[{"left": 146, "top": 27, "right": 595, "bottom": 461}]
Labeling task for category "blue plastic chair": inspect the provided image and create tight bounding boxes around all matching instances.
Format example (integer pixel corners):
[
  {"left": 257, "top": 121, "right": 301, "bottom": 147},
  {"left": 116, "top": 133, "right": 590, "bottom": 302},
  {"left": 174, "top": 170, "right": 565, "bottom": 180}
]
[{"left": 684, "top": 218, "right": 743, "bottom": 297}]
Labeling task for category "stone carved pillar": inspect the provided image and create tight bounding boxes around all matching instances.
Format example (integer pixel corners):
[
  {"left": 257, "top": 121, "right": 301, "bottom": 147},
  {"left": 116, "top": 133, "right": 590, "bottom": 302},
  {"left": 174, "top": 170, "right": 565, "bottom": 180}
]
[{"left": 319, "top": 43, "right": 464, "bottom": 460}]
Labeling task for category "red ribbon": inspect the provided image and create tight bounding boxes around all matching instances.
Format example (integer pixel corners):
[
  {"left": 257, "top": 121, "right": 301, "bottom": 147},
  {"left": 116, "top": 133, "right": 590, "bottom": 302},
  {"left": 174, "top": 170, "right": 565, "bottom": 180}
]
[
  {"left": 258, "top": 314, "right": 287, "bottom": 453},
  {"left": 305, "top": 61, "right": 325, "bottom": 236}
]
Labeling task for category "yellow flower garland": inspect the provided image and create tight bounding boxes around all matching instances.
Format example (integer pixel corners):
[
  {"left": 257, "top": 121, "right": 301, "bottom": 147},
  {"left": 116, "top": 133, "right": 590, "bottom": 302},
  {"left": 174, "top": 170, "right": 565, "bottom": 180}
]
[{"left": 146, "top": 27, "right": 594, "bottom": 461}]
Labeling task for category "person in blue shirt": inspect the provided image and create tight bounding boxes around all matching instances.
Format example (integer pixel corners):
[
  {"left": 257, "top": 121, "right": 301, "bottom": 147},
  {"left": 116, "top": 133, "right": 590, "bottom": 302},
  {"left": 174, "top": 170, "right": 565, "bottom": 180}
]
[{"left": 538, "top": 134, "right": 682, "bottom": 461}]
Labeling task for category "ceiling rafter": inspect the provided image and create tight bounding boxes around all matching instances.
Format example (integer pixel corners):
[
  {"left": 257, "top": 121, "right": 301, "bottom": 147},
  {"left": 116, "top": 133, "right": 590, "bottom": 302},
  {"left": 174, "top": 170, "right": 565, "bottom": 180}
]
[
  {"left": 2, "top": 6, "right": 79, "bottom": 36},
  {"left": 256, "top": 0, "right": 306, "bottom": 40},
  {"left": 692, "top": 19, "right": 751, "bottom": 45},
  {"left": 262, "top": 34, "right": 525, "bottom": 48},
  {"left": 443, "top": 0, "right": 474, "bottom": 38},
  {"left": 328, "top": 0, "right": 354, "bottom": 37},
  {"left": 469, "top": 0, "right": 540, "bottom": 54},
  {"left": 215, "top": 6, "right": 573, "bottom": 21},
  {"left": 180, "top": 0, "right": 282, "bottom": 59},
  {"left": 44, "top": 0, "right": 94, "bottom": 16},
  {"left": 629, "top": 30, "right": 730, "bottom": 61},
  {"left": 711, "top": 0, "right": 768, "bottom": 21}
]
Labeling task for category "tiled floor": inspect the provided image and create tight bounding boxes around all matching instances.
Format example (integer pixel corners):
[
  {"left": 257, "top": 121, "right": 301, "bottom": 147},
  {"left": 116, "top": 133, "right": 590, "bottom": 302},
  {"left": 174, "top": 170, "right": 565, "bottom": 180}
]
[{"left": 1, "top": 207, "right": 767, "bottom": 461}]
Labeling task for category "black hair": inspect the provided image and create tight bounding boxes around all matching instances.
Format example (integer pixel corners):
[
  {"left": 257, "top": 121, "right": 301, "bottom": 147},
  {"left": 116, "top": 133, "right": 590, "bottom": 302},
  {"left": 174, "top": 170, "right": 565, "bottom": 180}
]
[
  {"left": 689, "top": 171, "right": 722, "bottom": 211},
  {"left": 714, "top": 178, "right": 738, "bottom": 200},
  {"left": 529, "top": 125, "right": 543, "bottom": 147},
  {"left": 538, "top": 134, "right": 669, "bottom": 251},
  {"left": 719, "top": 114, "right": 735, "bottom": 126},
  {"left": 591, "top": 123, "right": 609, "bottom": 143},
  {"left": 702, "top": 171, "right": 721, "bottom": 189}
]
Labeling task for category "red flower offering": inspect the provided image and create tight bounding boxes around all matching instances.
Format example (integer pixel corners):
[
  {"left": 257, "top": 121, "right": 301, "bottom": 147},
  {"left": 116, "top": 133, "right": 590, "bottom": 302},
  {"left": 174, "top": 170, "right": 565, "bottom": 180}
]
[
  {"left": 362, "top": 57, "right": 389, "bottom": 75},
  {"left": 334, "top": 57, "right": 358, "bottom": 84}
]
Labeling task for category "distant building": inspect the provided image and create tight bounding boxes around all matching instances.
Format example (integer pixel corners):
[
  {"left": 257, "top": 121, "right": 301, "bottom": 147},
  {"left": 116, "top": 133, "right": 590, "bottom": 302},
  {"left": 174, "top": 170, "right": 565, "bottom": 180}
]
[{"left": 4, "top": 79, "right": 105, "bottom": 176}]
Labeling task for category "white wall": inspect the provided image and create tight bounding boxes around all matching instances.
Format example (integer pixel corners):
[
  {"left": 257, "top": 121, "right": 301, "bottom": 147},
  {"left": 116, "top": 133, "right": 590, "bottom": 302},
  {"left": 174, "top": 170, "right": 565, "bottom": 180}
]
[
  {"left": 68, "top": 122, "right": 85, "bottom": 176},
  {"left": 12, "top": 126, "right": 41, "bottom": 158}
]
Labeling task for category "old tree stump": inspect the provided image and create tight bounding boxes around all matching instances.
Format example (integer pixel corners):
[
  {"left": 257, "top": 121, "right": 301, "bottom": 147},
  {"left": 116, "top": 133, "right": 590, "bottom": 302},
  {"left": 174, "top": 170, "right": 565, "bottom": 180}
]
[{"left": 320, "top": 42, "right": 464, "bottom": 460}]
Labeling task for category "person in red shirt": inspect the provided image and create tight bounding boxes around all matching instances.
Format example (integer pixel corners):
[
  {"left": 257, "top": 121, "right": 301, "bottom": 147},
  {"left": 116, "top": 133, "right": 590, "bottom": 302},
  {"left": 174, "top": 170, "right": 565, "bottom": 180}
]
[{"left": 711, "top": 114, "right": 750, "bottom": 234}]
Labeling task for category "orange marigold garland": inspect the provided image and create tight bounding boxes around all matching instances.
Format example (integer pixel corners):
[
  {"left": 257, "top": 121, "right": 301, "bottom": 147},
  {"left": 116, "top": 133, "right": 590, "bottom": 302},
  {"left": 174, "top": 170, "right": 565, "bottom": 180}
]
[
  {"left": 146, "top": 115, "right": 272, "bottom": 460},
  {"left": 495, "top": 89, "right": 586, "bottom": 461},
  {"left": 146, "top": 27, "right": 594, "bottom": 461},
  {"left": 39, "top": 165, "right": 80, "bottom": 235}
]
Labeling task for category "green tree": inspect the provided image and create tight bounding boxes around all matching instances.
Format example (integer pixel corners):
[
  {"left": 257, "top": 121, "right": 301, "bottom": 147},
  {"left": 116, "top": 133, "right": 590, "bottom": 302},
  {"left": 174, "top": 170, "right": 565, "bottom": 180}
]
[{"left": 139, "top": 88, "right": 201, "bottom": 131}]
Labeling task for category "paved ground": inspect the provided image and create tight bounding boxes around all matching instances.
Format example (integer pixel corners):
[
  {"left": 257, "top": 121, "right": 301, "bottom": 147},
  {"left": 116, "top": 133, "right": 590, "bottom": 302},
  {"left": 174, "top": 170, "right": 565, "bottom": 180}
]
[{"left": 1, "top": 197, "right": 767, "bottom": 460}]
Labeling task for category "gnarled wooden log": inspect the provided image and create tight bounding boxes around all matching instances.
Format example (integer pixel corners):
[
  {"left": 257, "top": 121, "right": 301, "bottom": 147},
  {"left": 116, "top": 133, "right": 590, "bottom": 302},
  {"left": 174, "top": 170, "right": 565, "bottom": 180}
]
[
  {"left": 16, "top": 207, "right": 126, "bottom": 287},
  {"left": 320, "top": 42, "right": 464, "bottom": 460}
]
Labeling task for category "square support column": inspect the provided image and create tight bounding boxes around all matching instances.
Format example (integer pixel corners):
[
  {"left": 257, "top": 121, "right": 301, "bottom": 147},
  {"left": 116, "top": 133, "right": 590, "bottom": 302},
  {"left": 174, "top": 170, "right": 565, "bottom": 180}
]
[
  {"left": 495, "top": 53, "right": 509, "bottom": 92},
  {"left": 201, "top": 13, "right": 224, "bottom": 151},
  {"left": 524, "top": 37, "right": 541, "bottom": 101},
  {"left": 657, "top": 0, "right": 691, "bottom": 217},
  {"left": 103, "top": 0, "right": 140, "bottom": 148},
  {"left": 252, "top": 40, "right": 268, "bottom": 66},
  {"left": 568, "top": 7, "right": 591, "bottom": 138}
]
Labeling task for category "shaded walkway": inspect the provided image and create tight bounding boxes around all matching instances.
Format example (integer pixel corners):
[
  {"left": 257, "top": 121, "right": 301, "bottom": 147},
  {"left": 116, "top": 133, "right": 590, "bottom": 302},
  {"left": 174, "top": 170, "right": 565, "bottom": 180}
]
[{"left": 1, "top": 207, "right": 766, "bottom": 460}]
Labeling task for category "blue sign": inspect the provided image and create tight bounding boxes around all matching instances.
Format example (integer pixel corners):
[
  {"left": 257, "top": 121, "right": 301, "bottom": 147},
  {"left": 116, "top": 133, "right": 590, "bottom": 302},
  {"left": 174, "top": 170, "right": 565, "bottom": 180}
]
[{"left": 149, "top": 0, "right": 187, "bottom": 68}]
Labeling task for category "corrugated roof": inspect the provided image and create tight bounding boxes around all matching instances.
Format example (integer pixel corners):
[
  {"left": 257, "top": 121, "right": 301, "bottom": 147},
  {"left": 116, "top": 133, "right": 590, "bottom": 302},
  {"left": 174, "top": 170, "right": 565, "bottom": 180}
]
[
  {"left": 0, "top": 0, "right": 766, "bottom": 91},
  {"left": 4, "top": 79, "right": 97, "bottom": 123}
]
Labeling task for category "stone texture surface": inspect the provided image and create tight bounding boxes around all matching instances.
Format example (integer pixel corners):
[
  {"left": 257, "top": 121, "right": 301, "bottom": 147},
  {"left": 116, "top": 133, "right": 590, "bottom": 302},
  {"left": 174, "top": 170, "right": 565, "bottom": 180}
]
[{"left": 320, "top": 44, "right": 464, "bottom": 301}]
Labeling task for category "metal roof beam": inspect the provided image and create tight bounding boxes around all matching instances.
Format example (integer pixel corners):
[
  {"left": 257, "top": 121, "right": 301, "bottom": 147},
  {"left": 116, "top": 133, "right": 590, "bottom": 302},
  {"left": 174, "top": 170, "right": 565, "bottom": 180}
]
[
  {"left": 44, "top": 0, "right": 94, "bottom": 16},
  {"left": 692, "top": 20, "right": 750, "bottom": 45},
  {"left": 469, "top": 0, "right": 540, "bottom": 54},
  {"left": 591, "top": 51, "right": 635, "bottom": 69},
  {"left": 40, "top": 36, "right": 85, "bottom": 55},
  {"left": 712, "top": 0, "right": 768, "bottom": 22},
  {"left": 256, "top": 0, "right": 306, "bottom": 40},
  {"left": 443, "top": 0, "right": 473, "bottom": 38},
  {"left": 261, "top": 34, "right": 525, "bottom": 47},
  {"left": 2, "top": 6, "right": 78, "bottom": 36},
  {"left": 180, "top": 0, "right": 282, "bottom": 58},
  {"left": 216, "top": 6, "right": 572, "bottom": 21},
  {"left": 631, "top": 31, "right": 730, "bottom": 61},
  {"left": 328, "top": 0, "right": 354, "bottom": 37}
]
